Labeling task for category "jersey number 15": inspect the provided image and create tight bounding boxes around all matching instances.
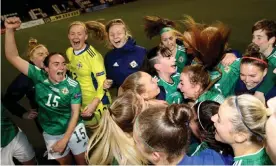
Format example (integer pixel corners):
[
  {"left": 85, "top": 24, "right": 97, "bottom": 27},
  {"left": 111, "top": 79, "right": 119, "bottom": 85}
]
[{"left": 45, "top": 94, "right": 60, "bottom": 107}]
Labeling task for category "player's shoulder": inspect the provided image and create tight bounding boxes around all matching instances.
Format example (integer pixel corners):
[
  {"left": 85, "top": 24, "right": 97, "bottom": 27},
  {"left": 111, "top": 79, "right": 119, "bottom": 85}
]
[
  {"left": 85, "top": 45, "right": 102, "bottom": 58},
  {"left": 177, "top": 44, "right": 186, "bottom": 52},
  {"left": 66, "top": 47, "right": 74, "bottom": 56},
  {"left": 65, "top": 76, "right": 79, "bottom": 88}
]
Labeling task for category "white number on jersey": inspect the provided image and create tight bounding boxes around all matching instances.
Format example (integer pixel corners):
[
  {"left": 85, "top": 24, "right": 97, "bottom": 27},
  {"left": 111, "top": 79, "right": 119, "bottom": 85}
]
[
  {"left": 214, "top": 83, "right": 222, "bottom": 94},
  {"left": 45, "top": 94, "right": 61, "bottom": 107}
]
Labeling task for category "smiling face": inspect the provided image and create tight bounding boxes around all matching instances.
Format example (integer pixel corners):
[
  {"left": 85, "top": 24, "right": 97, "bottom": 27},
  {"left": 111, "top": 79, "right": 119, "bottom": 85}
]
[
  {"left": 45, "top": 54, "right": 67, "bottom": 84},
  {"left": 240, "top": 63, "right": 267, "bottom": 90},
  {"left": 252, "top": 29, "right": 275, "bottom": 56},
  {"left": 178, "top": 73, "right": 201, "bottom": 100},
  {"left": 30, "top": 46, "right": 49, "bottom": 68},
  {"left": 211, "top": 101, "right": 236, "bottom": 144},
  {"left": 68, "top": 24, "right": 88, "bottom": 51},
  {"left": 139, "top": 72, "right": 160, "bottom": 100},
  {"left": 161, "top": 31, "right": 177, "bottom": 52},
  {"left": 108, "top": 24, "right": 128, "bottom": 48},
  {"left": 155, "top": 52, "right": 177, "bottom": 75}
]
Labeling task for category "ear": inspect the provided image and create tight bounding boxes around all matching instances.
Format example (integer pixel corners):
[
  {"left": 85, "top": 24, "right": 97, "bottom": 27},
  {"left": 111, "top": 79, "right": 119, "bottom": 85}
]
[
  {"left": 268, "top": 36, "right": 275, "bottom": 46},
  {"left": 263, "top": 68, "right": 268, "bottom": 77},
  {"left": 234, "top": 131, "right": 248, "bottom": 143},
  {"left": 30, "top": 56, "right": 34, "bottom": 62},
  {"left": 154, "top": 63, "right": 161, "bottom": 71},
  {"left": 85, "top": 33, "right": 88, "bottom": 41},
  {"left": 151, "top": 152, "right": 161, "bottom": 163},
  {"left": 141, "top": 92, "right": 149, "bottom": 100},
  {"left": 44, "top": 66, "right": 49, "bottom": 73},
  {"left": 194, "top": 84, "right": 203, "bottom": 96}
]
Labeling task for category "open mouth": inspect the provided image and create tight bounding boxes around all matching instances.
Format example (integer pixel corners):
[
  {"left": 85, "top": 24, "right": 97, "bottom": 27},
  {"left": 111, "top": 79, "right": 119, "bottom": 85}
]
[
  {"left": 73, "top": 41, "right": 80, "bottom": 46},
  {"left": 171, "top": 64, "right": 177, "bottom": 69},
  {"left": 57, "top": 71, "right": 64, "bottom": 76},
  {"left": 114, "top": 40, "right": 121, "bottom": 45}
]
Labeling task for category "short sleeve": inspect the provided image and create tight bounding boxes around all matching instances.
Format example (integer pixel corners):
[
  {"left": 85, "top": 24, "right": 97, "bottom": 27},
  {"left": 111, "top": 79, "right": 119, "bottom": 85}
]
[
  {"left": 27, "top": 64, "right": 43, "bottom": 84},
  {"left": 71, "top": 83, "right": 82, "bottom": 104}
]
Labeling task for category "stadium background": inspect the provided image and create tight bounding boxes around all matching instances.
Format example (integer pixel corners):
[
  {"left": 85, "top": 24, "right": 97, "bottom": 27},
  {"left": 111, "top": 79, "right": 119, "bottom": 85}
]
[{"left": 1, "top": 0, "right": 276, "bottom": 163}]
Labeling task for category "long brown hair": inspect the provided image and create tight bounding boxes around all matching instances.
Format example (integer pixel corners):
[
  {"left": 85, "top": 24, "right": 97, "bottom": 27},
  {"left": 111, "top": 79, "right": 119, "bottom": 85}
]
[
  {"left": 144, "top": 15, "right": 178, "bottom": 39},
  {"left": 181, "top": 15, "right": 231, "bottom": 91}
]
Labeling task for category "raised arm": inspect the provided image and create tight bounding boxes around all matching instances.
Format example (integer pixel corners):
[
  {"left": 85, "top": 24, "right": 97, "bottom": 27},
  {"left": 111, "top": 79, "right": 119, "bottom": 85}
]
[{"left": 5, "top": 17, "right": 29, "bottom": 75}]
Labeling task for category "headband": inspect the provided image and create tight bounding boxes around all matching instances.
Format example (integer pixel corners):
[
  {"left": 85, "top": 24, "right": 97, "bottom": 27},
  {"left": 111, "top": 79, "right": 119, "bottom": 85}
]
[
  {"left": 160, "top": 27, "right": 173, "bottom": 35},
  {"left": 242, "top": 57, "right": 268, "bottom": 66},
  {"left": 197, "top": 101, "right": 207, "bottom": 132},
  {"left": 29, "top": 44, "right": 44, "bottom": 57}
]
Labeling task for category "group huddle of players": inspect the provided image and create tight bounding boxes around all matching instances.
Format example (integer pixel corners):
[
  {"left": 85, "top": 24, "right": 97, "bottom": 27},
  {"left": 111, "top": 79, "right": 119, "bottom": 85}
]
[{"left": 1, "top": 15, "right": 276, "bottom": 165}]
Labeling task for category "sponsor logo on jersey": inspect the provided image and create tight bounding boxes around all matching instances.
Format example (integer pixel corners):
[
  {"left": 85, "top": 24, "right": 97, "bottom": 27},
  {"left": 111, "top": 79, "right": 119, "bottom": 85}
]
[
  {"left": 96, "top": 71, "right": 105, "bottom": 77},
  {"left": 113, "top": 62, "right": 119, "bottom": 67},
  {"left": 74, "top": 93, "right": 82, "bottom": 99},
  {"left": 50, "top": 86, "right": 60, "bottom": 93},
  {"left": 77, "top": 61, "right": 82, "bottom": 69},
  {"left": 61, "top": 87, "right": 69, "bottom": 95},
  {"left": 130, "top": 60, "right": 138, "bottom": 68}
]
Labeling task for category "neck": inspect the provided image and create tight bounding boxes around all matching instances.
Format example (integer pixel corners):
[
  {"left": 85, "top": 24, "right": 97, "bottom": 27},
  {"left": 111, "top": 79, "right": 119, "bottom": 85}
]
[
  {"left": 172, "top": 46, "right": 177, "bottom": 57},
  {"left": 193, "top": 89, "right": 204, "bottom": 101},
  {"left": 232, "top": 141, "right": 263, "bottom": 157},
  {"left": 158, "top": 72, "right": 173, "bottom": 83},
  {"left": 263, "top": 46, "right": 274, "bottom": 57},
  {"left": 74, "top": 43, "right": 87, "bottom": 51}
]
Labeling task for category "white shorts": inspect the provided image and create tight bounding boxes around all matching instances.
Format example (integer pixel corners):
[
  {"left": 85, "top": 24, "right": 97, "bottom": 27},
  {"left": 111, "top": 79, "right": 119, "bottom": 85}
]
[
  {"left": 0, "top": 131, "right": 35, "bottom": 165},
  {"left": 43, "top": 122, "right": 88, "bottom": 160}
]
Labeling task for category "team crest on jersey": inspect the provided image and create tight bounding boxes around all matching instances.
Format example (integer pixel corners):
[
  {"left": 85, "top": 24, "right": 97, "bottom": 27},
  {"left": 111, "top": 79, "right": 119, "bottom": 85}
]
[
  {"left": 224, "top": 66, "right": 230, "bottom": 73},
  {"left": 130, "top": 60, "right": 138, "bottom": 68},
  {"left": 178, "top": 56, "right": 184, "bottom": 63},
  {"left": 61, "top": 87, "right": 69, "bottom": 95},
  {"left": 76, "top": 61, "right": 82, "bottom": 69}
]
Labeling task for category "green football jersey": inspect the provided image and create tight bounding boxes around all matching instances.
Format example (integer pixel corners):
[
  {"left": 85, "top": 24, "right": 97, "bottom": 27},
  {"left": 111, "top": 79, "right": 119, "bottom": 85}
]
[
  {"left": 268, "top": 47, "right": 276, "bottom": 68},
  {"left": 210, "top": 59, "right": 241, "bottom": 97},
  {"left": 175, "top": 45, "right": 188, "bottom": 73},
  {"left": 196, "top": 90, "right": 225, "bottom": 104},
  {"left": 156, "top": 73, "right": 184, "bottom": 104},
  {"left": 28, "top": 64, "right": 82, "bottom": 135},
  {"left": 233, "top": 147, "right": 273, "bottom": 165},
  {"left": 1, "top": 104, "right": 19, "bottom": 148},
  {"left": 256, "top": 65, "right": 276, "bottom": 95},
  {"left": 192, "top": 58, "right": 240, "bottom": 98}
]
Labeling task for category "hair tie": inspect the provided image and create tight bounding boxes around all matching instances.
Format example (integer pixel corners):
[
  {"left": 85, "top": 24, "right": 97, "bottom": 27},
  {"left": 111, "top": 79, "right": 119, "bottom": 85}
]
[{"left": 242, "top": 57, "right": 268, "bottom": 66}]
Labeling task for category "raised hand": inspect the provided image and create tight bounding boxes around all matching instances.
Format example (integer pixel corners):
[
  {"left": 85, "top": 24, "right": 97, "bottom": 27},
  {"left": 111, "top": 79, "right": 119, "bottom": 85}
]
[{"left": 4, "top": 17, "right": 22, "bottom": 30}]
